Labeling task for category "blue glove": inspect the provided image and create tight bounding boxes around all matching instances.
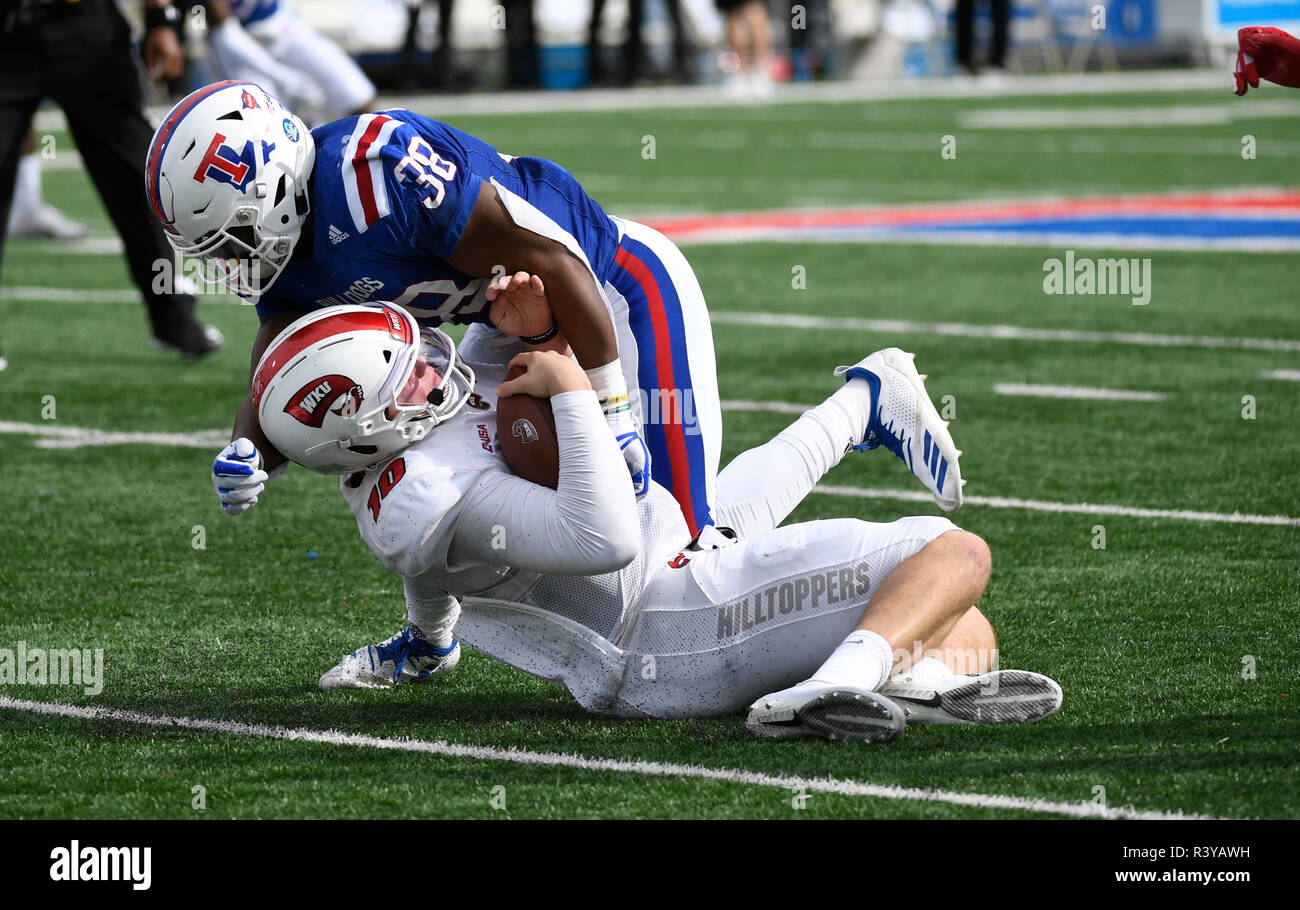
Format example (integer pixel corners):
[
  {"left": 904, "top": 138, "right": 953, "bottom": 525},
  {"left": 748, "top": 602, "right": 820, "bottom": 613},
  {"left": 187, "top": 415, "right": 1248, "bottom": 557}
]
[{"left": 212, "top": 437, "right": 269, "bottom": 516}]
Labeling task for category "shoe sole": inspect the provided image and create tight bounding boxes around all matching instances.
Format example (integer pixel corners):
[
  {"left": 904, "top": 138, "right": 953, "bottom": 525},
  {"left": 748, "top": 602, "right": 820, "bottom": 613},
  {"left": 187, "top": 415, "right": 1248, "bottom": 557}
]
[
  {"left": 746, "top": 689, "right": 905, "bottom": 743},
  {"left": 877, "top": 348, "right": 963, "bottom": 512},
  {"left": 887, "top": 670, "right": 1063, "bottom": 725}
]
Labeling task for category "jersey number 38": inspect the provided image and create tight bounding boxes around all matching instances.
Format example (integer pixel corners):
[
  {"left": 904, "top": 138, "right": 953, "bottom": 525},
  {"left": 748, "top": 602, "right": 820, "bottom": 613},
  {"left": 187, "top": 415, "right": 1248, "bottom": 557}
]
[{"left": 393, "top": 137, "right": 457, "bottom": 211}]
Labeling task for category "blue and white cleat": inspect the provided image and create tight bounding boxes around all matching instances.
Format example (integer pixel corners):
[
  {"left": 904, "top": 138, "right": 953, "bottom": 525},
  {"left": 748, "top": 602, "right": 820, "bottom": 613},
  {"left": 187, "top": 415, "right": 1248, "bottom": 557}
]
[
  {"left": 835, "top": 347, "right": 964, "bottom": 512},
  {"left": 878, "top": 669, "right": 1062, "bottom": 726},
  {"left": 318, "top": 624, "right": 460, "bottom": 690},
  {"left": 745, "top": 682, "right": 906, "bottom": 743}
]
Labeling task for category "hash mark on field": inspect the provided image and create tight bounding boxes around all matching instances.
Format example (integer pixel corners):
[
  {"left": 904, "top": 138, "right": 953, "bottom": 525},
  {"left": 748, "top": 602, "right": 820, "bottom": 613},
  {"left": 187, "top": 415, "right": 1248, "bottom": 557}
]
[
  {"left": 711, "top": 311, "right": 1300, "bottom": 353},
  {"left": 992, "top": 383, "right": 1166, "bottom": 401},
  {"left": 0, "top": 697, "right": 1218, "bottom": 820},
  {"left": 1260, "top": 369, "right": 1300, "bottom": 381}
]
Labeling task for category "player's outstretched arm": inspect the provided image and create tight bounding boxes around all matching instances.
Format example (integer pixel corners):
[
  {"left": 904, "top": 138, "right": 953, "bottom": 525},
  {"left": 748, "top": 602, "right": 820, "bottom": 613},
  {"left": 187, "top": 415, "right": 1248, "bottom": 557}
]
[{"left": 213, "top": 312, "right": 297, "bottom": 515}]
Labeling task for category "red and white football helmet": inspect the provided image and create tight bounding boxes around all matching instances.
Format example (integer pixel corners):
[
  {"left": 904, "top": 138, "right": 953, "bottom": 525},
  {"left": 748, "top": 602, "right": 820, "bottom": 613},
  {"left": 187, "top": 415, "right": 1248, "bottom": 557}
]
[
  {"left": 253, "top": 304, "right": 476, "bottom": 474},
  {"left": 145, "top": 80, "right": 314, "bottom": 297}
]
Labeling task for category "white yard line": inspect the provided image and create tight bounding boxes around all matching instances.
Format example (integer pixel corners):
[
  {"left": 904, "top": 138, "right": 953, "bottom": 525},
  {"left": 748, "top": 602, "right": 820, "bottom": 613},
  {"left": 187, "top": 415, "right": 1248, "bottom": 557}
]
[
  {"left": 0, "top": 286, "right": 244, "bottom": 304},
  {"left": 710, "top": 310, "right": 1300, "bottom": 353},
  {"left": 992, "top": 383, "right": 1167, "bottom": 401},
  {"left": 2, "top": 418, "right": 1294, "bottom": 526},
  {"left": 677, "top": 228, "right": 1300, "bottom": 252},
  {"left": 7, "top": 289, "right": 1297, "bottom": 354},
  {"left": 0, "top": 421, "right": 226, "bottom": 450},
  {"left": 813, "top": 485, "right": 1300, "bottom": 527},
  {"left": 1260, "top": 369, "right": 1300, "bottom": 381},
  {"left": 25, "top": 71, "right": 1236, "bottom": 132},
  {"left": 0, "top": 696, "right": 1216, "bottom": 820},
  {"left": 1, "top": 286, "right": 147, "bottom": 303},
  {"left": 721, "top": 399, "right": 809, "bottom": 415},
  {"left": 958, "top": 99, "right": 1300, "bottom": 130}
]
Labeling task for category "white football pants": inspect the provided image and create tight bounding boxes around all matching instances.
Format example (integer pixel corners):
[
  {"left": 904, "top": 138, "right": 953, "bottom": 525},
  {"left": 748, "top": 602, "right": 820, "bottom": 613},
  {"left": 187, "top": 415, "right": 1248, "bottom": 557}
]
[{"left": 455, "top": 379, "right": 959, "bottom": 717}]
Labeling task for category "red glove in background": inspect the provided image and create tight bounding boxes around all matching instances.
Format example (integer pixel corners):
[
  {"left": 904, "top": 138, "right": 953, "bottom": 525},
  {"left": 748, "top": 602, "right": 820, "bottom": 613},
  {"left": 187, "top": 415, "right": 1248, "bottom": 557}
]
[{"left": 1235, "top": 26, "right": 1300, "bottom": 95}]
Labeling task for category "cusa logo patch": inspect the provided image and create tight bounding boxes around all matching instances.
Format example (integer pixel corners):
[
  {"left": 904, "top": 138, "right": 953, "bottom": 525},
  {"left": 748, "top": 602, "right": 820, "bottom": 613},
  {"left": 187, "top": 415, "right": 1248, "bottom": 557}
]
[{"left": 284, "top": 374, "right": 364, "bottom": 427}]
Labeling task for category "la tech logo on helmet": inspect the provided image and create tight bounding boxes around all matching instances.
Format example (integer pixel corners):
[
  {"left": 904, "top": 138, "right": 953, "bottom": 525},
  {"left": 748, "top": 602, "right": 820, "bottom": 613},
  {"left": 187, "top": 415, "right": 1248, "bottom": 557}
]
[{"left": 192, "top": 133, "right": 259, "bottom": 192}]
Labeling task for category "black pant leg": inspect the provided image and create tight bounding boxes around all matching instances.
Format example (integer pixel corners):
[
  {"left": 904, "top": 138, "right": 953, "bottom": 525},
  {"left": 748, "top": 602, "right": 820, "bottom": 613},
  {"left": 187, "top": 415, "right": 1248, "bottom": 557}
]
[
  {"left": 0, "top": 24, "right": 47, "bottom": 287},
  {"left": 989, "top": 0, "right": 1010, "bottom": 69},
  {"left": 40, "top": 0, "right": 196, "bottom": 333},
  {"left": 665, "top": 0, "right": 693, "bottom": 80},
  {"left": 621, "top": 0, "right": 643, "bottom": 84},
  {"left": 588, "top": 0, "right": 607, "bottom": 82},
  {"left": 956, "top": 0, "right": 975, "bottom": 71}
]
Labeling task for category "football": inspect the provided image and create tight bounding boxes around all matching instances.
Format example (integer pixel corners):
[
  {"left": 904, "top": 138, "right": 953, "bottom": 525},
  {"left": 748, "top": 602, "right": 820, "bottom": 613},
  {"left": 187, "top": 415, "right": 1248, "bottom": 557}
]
[{"left": 496, "top": 364, "right": 560, "bottom": 488}]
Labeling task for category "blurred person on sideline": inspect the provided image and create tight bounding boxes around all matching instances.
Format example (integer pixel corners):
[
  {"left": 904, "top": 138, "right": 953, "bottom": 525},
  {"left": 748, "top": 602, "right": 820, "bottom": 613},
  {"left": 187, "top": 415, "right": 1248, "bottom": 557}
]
[
  {"left": 0, "top": 0, "right": 222, "bottom": 370},
  {"left": 202, "top": 0, "right": 376, "bottom": 122},
  {"left": 955, "top": 0, "right": 1009, "bottom": 79},
  {"left": 588, "top": 0, "right": 695, "bottom": 86},
  {"left": 716, "top": 0, "right": 773, "bottom": 97}
]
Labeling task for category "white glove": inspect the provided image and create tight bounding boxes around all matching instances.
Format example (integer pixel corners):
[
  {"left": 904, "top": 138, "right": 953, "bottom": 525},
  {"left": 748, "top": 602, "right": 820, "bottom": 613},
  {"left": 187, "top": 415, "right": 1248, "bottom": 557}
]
[
  {"left": 586, "top": 359, "right": 651, "bottom": 499},
  {"left": 212, "top": 438, "right": 269, "bottom": 516},
  {"left": 608, "top": 410, "right": 651, "bottom": 499}
]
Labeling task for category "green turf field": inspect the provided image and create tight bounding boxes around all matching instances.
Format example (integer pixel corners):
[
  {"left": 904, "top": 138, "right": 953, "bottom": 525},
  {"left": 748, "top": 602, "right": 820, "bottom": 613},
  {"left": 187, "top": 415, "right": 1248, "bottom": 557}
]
[{"left": 1, "top": 84, "right": 1297, "bottom": 819}]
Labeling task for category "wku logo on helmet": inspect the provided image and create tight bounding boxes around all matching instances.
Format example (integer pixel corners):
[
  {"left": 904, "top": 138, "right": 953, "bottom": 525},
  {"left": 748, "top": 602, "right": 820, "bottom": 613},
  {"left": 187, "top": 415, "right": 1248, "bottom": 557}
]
[
  {"left": 193, "top": 132, "right": 257, "bottom": 191},
  {"left": 284, "top": 375, "right": 364, "bottom": 428}
]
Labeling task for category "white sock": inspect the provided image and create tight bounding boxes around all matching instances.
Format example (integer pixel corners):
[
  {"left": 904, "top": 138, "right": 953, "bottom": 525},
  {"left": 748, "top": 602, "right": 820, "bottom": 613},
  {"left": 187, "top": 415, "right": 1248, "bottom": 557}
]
[
  {"left": 803, "top": 629, "right": 894, "bottom": 692},
  {"left": 9, "top": 152, "right": 42, "bottom": 222},
  {"left": 894, "top": 656, "right": 954, "bottom": 685},
  {"left": 405, "top": 593, "right": 460, "bottom": 649},
  {"left": 713, "top": 378, "right": 873, "bottom": 537}
]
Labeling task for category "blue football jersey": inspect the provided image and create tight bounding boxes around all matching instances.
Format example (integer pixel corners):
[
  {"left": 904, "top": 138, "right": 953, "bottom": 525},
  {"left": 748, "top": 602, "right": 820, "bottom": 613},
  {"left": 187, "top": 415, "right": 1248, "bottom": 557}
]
[{"left": 253, "top": 110, "right": 623, "bottom": 328}]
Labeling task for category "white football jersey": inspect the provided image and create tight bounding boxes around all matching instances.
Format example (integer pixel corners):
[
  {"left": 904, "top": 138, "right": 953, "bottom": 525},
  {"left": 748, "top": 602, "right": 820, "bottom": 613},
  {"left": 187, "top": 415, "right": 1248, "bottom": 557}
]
[{"left": 339, "top": 360, "right": 691, "bottom": 640}]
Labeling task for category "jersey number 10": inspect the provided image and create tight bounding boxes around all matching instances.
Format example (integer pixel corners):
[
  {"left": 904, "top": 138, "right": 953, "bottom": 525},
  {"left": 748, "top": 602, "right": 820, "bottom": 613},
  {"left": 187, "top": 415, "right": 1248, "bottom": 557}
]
[{"left": 366, "top": 457, "right": 407, "bottom": 521}]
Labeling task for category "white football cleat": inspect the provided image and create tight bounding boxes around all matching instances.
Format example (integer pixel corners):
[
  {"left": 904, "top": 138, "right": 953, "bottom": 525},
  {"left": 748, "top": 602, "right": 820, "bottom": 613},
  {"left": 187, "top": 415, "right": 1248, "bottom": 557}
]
[
  {"left": 746, "top": 682, "right": 906, "bottom": 743},
  {"left": 878, "top": 669, "right": 1062, "bottom": 726},
  {"left": 319, "top": 625, "right": 460, "bottom": 690},
  {"left": 836, "top": 348, "right": 964, "bottom": 512}
]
